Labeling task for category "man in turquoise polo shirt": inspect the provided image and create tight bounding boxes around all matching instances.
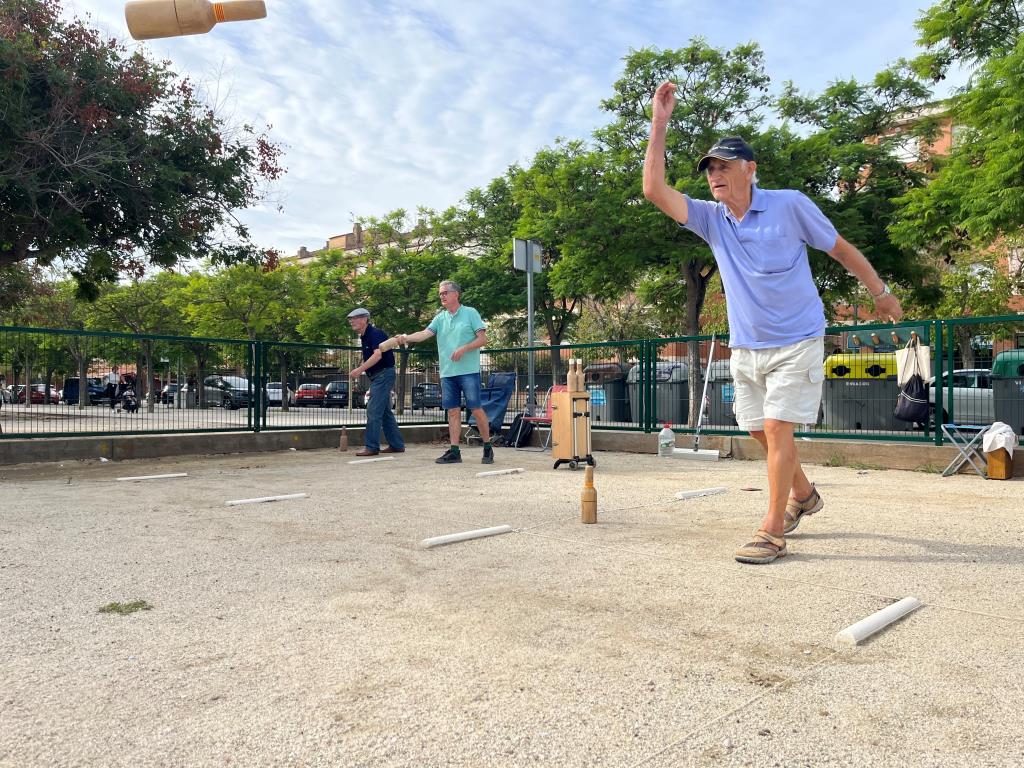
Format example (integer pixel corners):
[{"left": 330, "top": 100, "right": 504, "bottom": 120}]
[
  {"left": 643, "top": 80, "right": 903, "bottom": 565},
  {"left": 393, "top": 280, "right": 494, "bottom": 465}
]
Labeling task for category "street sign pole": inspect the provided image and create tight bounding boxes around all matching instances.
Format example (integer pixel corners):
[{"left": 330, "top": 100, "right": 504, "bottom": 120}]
[
  {"left": 514, "top": 238, "right": 543, "bottom": 416},
  {"left": 526, "top": 247, "right": 535, "bottom": 415}
]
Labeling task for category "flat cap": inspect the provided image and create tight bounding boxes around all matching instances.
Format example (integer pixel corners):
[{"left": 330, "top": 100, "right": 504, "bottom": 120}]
[{"left": 346, "top": 307, "right": 370, "bottom": 319}]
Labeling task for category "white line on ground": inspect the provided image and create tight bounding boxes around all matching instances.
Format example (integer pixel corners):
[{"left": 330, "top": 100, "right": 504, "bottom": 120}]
[
  {"left": 834, "top": 596, "right": 923, "bottom": 646},
  {"left": 225, "top": 493, "right": 308, "bottom": 506},
  {"left": 674, "top": 487, "right": 727, "bottom": 500},
  {"left": 476, "top": 468, "right": 525, "bottom": 477},
  {"left": 115, "top": 473, "right": 188, "bottom": 481},
  {"left": 420, "top": 525, "right": 514, "bottom": 549}
]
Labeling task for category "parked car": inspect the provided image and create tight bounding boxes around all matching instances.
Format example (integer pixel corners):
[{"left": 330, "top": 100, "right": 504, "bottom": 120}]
[
  {"left": 62, "top": 377, "right": 108, "bottom": 405},
  {"left": 265, "top": 381, "right": 295, "bottom": 407},
  {"left": 159, "top": 383, "right": 179, "bottom": 405},
  {"left": 294, "top": 383, "right": 326, "bottom": 407},
  {"left": 181, "top": 375, "right": 251, "bottom": 409},
  {"left": 411, "top": 382, "right": 443, "bottom": 410},
  {"left": 928, "top": 368, "right": 994, "bottom": 425},
  {"left": 322, "top": 380, "right": 352, "bottom": 408},
  {"left": 16, "top": 384, "right": 60, "bottom": 405}
]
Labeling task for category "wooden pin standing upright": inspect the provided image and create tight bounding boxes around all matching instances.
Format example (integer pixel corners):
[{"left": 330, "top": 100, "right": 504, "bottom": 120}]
[
  {"left": 581, "top": 466, "right": 597, "bottom": 524},
  {"left": 339, "top": 426, "right": 348, "bottom": 451}
]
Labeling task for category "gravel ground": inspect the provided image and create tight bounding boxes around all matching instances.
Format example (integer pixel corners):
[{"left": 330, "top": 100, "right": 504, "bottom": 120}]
[{"left": 1, "top": 445, "right": 1022, "bottom": 767}]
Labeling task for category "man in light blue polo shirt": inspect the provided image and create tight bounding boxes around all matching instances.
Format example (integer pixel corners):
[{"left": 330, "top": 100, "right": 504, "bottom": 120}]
[
  {"left": 643, "top": 80, "right": 903, "bottom": 565},
  {"left": 392, "top": 280, "right": 494, "bottom": 465}
]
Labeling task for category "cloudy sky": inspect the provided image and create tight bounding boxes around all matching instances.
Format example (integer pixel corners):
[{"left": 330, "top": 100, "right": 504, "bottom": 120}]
[{"left": 67, "top": 1, "right": 956, "bottom": 257}]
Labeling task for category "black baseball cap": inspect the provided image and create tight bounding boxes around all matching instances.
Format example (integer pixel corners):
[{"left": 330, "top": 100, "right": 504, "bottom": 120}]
[{"left": 697, "top": 136, "right": 755, "bottom": 172}]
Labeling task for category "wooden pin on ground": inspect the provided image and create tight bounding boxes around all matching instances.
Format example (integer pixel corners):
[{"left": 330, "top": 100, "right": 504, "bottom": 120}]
[
  {"left": 339, "top": 426, "right": 348, "bottom": 452},
  {"left": 581, "top": 465, "right": 597, "bottom": 524}
]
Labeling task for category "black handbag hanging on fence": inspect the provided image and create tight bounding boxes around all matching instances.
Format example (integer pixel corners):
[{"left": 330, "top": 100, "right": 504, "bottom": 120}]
[{"left": 894, "top": 336, "right": 931, "bottom": 423}]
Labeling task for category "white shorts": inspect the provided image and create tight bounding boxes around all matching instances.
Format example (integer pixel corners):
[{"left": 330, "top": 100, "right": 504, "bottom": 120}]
[{"left": 729, "top": 337, "right": 825, "bottom": 431}]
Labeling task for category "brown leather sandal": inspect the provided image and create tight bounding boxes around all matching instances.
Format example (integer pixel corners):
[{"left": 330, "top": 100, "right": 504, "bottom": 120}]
[
  {"left": 783, "top": 484, "right": 824, "bottom": 534},
  {"left": 734, "top": 530, "right": 788, "bottom": 564}
]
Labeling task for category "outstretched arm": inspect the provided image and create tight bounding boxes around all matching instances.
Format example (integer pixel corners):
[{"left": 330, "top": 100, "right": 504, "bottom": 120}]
[
  {"left": 395, "top": 327, "right": 436, "bottom": 346},
  {"left": 829, "top": 236, "right": 903, "bottom": 321},
  {"left": 642, "top": 81, "right": 689, "bottom": 225}
]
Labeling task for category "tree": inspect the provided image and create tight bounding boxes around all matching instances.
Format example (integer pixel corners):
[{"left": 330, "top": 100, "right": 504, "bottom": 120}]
[
  {"left": 571, "top": 295, "right": 663, "bottom": 367},
  {"left": 773, "top": 65, "right": 939, "bottom": 311},
  {"left": 0, "top": 0, "right": 284, "bottom": 296},
  {"left": 894, "top": 42, "right": 1024, "bottom": 252},
  {"left": 87, "top": 273, "right": 189, "bottom": 409},
  {"left": 931, "top": 247, "right": 1024, "bottom": 367},
  {"left": 0, "top": 263, "right": 39, "bottom": 310},
  {"left": 175, "top": 263, "right": 308, "bottom": 406},
  {"left": 890, "top": 2, "right": 1024, "bottom": 337}
]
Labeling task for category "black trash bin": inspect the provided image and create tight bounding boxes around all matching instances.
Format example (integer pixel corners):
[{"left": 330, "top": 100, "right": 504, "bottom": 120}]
[
  {"left": 705, "top": 359, "right": 737, "bottom": 426},
  {"left": 583, "top": 362, "right": 631, "bottom": 423},
  {"left": 992, "top": 350, "right": 1024, "bottom": 436},
  {"left": 626, "top": 362, "right": 688, "bottom": 426}
]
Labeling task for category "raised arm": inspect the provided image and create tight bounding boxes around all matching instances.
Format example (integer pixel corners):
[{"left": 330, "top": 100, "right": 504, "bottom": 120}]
[{"left": 642, "top": 81, "right": 689, "bottom": 225}]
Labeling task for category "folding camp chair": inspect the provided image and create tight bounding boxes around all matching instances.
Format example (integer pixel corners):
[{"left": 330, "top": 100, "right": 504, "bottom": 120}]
[
  {"left": 510, "top": 385, "right": 566, "bottom": 451},
  {"left": 465, "top": 372, "right": 517, "bottom": 444},
  {"left": 941, "top": 423, "right": 992, "bottom": 478}
]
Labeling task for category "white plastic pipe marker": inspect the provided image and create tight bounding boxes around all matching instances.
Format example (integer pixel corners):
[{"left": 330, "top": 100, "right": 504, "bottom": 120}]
[
  {"left": 420, "top": 525, "right": 513, "bottom": 549},
  {"left": 476, "top": 468, "right": 525, "bottom": 477},
  {"left": 835, "top": 596, "right": 923, "bottom": 646},
  {"left": 348, "top": 456, "right": 395, "bottom": 465},
  {"left": 225, "top": 493, "right": 308, "bottom": 506},
  {"left": 675, "top": 487, "right": 727, "bottom": 500},
  {"left": 116, "top": 473, "right": 188, "bottom": 481}
]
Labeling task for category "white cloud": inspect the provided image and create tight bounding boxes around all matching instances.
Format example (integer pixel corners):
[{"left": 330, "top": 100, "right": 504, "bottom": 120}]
[{"left": 65, "top": 0, "right": 955, "bottom": 256}]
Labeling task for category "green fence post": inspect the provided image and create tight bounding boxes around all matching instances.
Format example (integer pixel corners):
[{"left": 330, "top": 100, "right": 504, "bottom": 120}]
[
  {"left": 934, "top": 321, "right": 944, "bottom": 447},
  {"left": 645, "top": 340, "right": 655, "bottom": 433},
  {"left": 945, "top": 322, "right": 956, "bottom": 429}
]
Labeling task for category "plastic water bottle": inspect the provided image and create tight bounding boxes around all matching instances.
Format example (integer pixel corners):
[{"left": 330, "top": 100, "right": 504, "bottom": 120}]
[{"left": 658, "top": 423, "right": 675, "bottom": 457}]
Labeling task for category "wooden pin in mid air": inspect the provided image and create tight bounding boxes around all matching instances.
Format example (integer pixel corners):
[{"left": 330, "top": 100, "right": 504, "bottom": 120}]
[{"left": 125, "top": 0, "right": 267, "bottom": 40}]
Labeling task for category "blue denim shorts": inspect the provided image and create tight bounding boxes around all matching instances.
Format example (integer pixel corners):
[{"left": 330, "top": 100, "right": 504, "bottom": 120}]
[{"left": 441, "top": 373, "right": 482, "bottom": 410}]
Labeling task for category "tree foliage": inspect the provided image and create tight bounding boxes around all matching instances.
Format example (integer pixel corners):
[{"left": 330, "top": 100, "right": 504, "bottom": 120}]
[
  {"left": 0, "top": 0, "right": 284, "bottom": 297},
  {"left": 894, "top": 42, "right": 1024, "bottom": 254}
]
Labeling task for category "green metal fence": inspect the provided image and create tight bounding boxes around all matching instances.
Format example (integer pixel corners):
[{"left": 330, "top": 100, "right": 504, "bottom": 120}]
[{"left": 3, "top": 317, "right": 1022, "bottom": 445}]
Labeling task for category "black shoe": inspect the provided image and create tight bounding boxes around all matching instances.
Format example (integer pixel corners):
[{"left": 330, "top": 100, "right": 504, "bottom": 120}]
[
  {"left": 482, "top": 445, "right": 494, "bottom": 464},
  {"left": 435, "top": 447, "right": 462, "bottom": 464}
]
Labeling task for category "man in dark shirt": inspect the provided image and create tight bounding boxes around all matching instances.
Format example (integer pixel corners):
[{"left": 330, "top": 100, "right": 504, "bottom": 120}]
[{"left": 347, "top": 307, "right": 405, "bottom": 456}]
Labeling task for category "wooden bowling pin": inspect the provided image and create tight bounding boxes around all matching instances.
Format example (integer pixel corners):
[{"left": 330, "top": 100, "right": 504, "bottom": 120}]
[
  {"left": 125, "top": 0, "right": 267, "bottom": 41},
  {"left": 581, "top": 466, "right": 597, "bottom": 524}
]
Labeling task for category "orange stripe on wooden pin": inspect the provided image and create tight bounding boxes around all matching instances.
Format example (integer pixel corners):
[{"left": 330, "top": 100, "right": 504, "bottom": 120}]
[{"left": 213, "top": 3, "right": 227, "bottom": 22}]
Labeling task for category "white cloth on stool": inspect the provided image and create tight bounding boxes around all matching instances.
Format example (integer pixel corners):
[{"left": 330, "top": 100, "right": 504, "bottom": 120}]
[{"left": 982, "top": 422, "right": 1016, "bottom": 458}]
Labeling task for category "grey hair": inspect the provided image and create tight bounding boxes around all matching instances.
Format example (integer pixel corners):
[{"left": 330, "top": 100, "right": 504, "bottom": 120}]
[
  {"left": 439, "top": 280, "right": 461, "bottom": 295},
  {"left": 741, "top": 159, "right": 759, "bottom": 185}
]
